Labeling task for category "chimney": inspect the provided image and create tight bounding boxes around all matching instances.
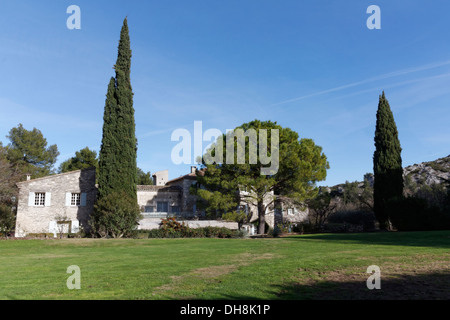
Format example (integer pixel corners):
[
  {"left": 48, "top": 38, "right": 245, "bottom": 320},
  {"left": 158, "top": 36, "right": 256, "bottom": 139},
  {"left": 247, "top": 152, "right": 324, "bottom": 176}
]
[
  {"left": 26, "top": 174, "right": 31, "bottom": 181},
  {"left": 191, "top": 166, "right": 197, "bottom": 174}
]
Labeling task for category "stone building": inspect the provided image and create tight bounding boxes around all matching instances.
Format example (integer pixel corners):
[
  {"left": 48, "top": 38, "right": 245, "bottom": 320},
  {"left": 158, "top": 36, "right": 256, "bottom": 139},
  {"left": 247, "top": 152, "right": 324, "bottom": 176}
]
[
  {"left": 14, "top": 166, "right": 307, "bottom": 237},
  {"left": 14, "top": 167, "right": 97, "bottom": 237}
]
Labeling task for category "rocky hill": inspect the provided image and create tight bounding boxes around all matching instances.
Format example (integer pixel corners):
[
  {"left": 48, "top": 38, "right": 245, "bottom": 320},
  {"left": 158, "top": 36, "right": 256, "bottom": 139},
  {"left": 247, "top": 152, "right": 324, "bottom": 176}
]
[
  {"left": 323, "top": 154, "right": 450, "bottom": 195},
  {"left": 404, "top": 155, "right": 450, "bottom": 186}
]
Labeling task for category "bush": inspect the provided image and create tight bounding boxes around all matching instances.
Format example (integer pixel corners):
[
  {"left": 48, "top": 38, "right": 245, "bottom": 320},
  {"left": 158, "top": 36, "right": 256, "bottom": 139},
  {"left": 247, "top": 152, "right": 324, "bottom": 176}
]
[
  {"left": 160, "top": 217, "right": 189, "bottom": 233},
  {"left": 27, "top": 233, "right": 55, "bottom": 239},
  {"left": 292, "top": 222, "right": 315, "bottom": 234},
  {"left": 89, "top": 191, "right": 142, "bottom": 238},
  {"left": 147, "top": 220, "right": 245, "bottom": 239},
  {"left": 327, "top": 210, "right": 376, "bottom": 232},
  {"left": 387, "top": 196, "right": 450, "bottom": 231},
  {"left": 323, "top": 222, "right": 364, "bottom": 233},
  {"left": 0, "top": 204, "right": 15, "bottom": 236}
]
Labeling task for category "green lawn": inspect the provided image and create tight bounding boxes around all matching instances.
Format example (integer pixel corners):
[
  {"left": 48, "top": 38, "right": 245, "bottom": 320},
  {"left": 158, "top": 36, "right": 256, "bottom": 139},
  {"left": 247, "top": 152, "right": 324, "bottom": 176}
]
[{"left": 0, "top": 231, "right": 449, "bottom": 300}]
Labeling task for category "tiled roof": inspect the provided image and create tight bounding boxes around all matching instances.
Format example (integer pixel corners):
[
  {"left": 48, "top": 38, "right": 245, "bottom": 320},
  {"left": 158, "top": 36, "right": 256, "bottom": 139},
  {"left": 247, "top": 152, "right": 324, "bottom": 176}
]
[
  {"left": 166, "top": 169, "right": 205, "bottom": 184},
  {"left": 137, "top": 185, "right": 181, "bottom": 192}
]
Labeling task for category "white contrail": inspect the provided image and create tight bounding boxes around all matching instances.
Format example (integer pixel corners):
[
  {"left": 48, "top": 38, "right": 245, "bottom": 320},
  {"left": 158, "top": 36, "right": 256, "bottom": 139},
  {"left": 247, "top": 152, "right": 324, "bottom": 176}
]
[{"left": 270, "top": 59, "right": 450, "bottom": 107}]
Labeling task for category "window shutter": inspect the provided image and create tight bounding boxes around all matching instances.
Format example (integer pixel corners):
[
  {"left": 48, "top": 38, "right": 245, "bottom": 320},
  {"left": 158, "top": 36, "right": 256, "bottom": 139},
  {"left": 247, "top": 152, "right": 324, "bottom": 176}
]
[
  {"left": 71, "top": 220, "right": 80, "bottom": 233},
  {"left": 49, "top": 221, "right": 57, "bottom": 237},
  {"left": 28, "top": 192, "right": 35, "bottom": 207},
  {"left": 65, "top": 193, "right": 72, "bottom": 207},
  {"left": 44, "top": 192, "right": 51, "bottom": 207},
  {"left": 80, "top": 193, "right": 87, "bottom": 207}
]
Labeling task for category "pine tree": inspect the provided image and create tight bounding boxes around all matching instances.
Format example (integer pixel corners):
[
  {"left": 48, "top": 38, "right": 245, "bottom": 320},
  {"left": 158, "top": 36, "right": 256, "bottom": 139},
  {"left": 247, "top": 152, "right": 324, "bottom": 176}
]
[
  {"left": 92, "top": 18, "right": 140, "bottom": 238},
  {"left": 373, "top": 91, "right": 403, "bottom": 230}
]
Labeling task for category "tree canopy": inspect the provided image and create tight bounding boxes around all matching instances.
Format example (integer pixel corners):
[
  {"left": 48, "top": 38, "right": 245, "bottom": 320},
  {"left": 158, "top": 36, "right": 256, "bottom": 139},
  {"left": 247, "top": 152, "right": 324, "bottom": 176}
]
[
  {"left": 193, "top": 119, "right": 329, "bottom": 234},
  {"left": 5, "top": 123, "right": 59, "bottom": 179},
  {"left": 137, "top": 168, "right": 153, "bottom": 185},
  {"left": 59, "top": 147, "right": 98, "bottom": 173}
]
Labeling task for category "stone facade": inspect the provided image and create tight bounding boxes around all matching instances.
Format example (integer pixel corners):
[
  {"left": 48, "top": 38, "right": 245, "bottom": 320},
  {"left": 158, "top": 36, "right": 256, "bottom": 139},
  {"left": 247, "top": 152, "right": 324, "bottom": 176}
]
[
  {"left": 15, "top": 166, "right": 308, "bottom": 237},
  {"left": 14, "top": 168, "right": 97, "bottom": 237},
  {"left": 239, "top": 191, "right": 308, "bottom": 232}
]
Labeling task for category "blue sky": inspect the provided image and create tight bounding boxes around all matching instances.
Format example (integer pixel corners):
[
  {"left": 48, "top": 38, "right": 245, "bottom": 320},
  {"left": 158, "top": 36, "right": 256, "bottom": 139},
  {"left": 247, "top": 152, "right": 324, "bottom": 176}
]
[{"left": 0, "top": 0, "right": 449, "bottom": 186}]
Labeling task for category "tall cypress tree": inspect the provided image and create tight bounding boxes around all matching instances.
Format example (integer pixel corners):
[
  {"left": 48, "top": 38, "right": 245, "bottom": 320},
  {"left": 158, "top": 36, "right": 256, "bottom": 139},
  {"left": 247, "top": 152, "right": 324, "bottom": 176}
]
[
  {"left": 373, "top": 91, "right": 403, "bottom": 230},
  {"left": 98, "top": 18, "right": 137, "bottom": 202}
]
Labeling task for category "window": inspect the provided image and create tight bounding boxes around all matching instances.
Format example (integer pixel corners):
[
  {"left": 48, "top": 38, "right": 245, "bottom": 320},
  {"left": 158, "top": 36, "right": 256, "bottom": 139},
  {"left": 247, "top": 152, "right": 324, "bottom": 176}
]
[
  {"left": 157, "top": 202, "right": 168, "bottom": 213},
  {"left": 65, "top": 192, "right": 86, "bottom": 207},
  {"left": 35, "top": 193, "right": 45, "bottom": 206},
  {"left": 71, "top": 193, "right": 81, "bottom": 206},
  {"left": 288, "top": 208, "right": 293, "bottom": 216},
  {"left": 144, "top": 206, "right": 154, "bottom": 213},
  {"left": 171, "top": 206, "right": 180, "bottom": 213},
  {"left": 275, "top": 207, "right": 282, "bottom": 216}
]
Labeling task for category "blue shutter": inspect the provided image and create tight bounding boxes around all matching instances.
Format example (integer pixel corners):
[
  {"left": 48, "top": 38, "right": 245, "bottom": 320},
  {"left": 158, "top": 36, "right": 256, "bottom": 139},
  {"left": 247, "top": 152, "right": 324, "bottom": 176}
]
[{"left": 80, "top": 193, "right": 87, "bottom": 207}]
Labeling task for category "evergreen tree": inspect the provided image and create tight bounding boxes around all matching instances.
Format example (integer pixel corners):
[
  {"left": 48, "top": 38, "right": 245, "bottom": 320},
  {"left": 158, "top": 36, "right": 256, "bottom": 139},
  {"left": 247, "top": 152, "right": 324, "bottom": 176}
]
[
  {"left": 193, "top": 120, "right": 329, "bottom": 235},
  {"left": 93, "top": 18, "right": 139, "bottom": 238},
  {"left": 59, "top": 147, "right": 98, "bottom": 173},
  {"left": 6, "top": 124, "right": 59, "bottom": 179},
  {"left": 373, "top": 92, "right": 403, "bottom": 230},
  {"left": 97, "top": 18, "right": 137, "bottom": 202}
]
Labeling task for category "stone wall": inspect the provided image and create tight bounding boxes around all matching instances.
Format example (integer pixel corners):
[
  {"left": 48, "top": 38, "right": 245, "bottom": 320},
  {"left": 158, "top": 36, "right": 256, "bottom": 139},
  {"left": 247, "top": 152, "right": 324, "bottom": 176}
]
[
  {"left": 137, "top": 185, "right": 182, "bottom": 213},
  {"left": 166, "top": 177, "right": 198, "bottom": 213},
  {"left": 138, "top": 218, "right": 238, "bottom": 230},
  {"left": 15, "top": 168, "right": 97, "bottom": 237}
]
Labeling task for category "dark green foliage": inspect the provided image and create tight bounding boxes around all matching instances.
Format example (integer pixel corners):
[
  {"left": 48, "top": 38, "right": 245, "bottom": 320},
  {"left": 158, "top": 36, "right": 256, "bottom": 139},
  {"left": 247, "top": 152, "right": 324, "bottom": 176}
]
[
  {"left": 97, "top": 18, "right": 137, "bottom": 202},
  {"left": 59, "top": 147, "right": 98, "bottom": 173},
  {"left": 95, "top": 19, "right": 138, "bottom": 237},
  {"left": 89, "top": 191, "right": 142, "bottom": 238},
  {"left": 327, "top": 210, "right": 376, "bottom": 232},
  {"left": 387, "top": 196, "right": 450, "bottom": 231},
  {"left": 342, "top": 179, "right": 374, "bottom": 212},
  {"left": 5, "top": 124, "right": 59, "bottom": 179},
  {"left": 147, "top": 218, "right": 246, "bottom": 238},
  {"left": 0, "top": 152, "right": 19, "bottom": 200},
  {"left": 222, "top": 211, "right": 251, "bottom": 230},
  {"left": 137, "top": 168, "right": 153, "bottom": 185},
  {"left": 0, "top": 204, "right": 15, "bottom": 237},
  {"left": 373, "top": 92, "right": 403, "bottom": 229},
  {"left": 194, "top": 120, "right": 329, "bottom": 234},
  {"left": 307, "top": 191, "right": 336, "bottom": 229}
]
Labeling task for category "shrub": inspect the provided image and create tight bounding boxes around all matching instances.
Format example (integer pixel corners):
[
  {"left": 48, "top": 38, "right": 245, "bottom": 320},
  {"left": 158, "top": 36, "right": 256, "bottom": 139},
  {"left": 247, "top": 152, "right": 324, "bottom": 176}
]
[
  {"left": 160, "top": 217, "right": 189, "bottom": 233},
  {"left": 323, "top": 222, "right": 364, "bottom": 233},
  {"left": 292, "top": 222, "right": 315, "bottom": 234},
  {"left": 0, "top": 204, "right": 15, "bottom": 236},
  {"left": 327, "top": 210, "right": 376, "bottom": 232},
  {"left": 27, "top": 233, "right": 55, "bottom": 239},
  {"left": 146, "top": 222, "right": 245, "bottom": 239},
  {"left": 89, "top": 191, "right": 142, "bottom": 238},
  {"left": 387, "top": 196, "right": 450, "bottom": 231}
]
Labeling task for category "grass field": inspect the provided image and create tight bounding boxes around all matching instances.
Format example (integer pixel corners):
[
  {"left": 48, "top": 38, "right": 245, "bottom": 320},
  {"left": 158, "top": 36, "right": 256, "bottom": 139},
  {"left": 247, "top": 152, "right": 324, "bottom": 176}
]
[{"left": 0, "top": 231, "right": 449, "bottom": 300}]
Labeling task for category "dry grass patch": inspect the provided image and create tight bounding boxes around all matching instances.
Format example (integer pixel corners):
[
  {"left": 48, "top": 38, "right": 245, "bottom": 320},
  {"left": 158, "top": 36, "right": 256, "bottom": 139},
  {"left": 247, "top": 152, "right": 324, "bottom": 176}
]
[
  {"left": 152, "top": 252, "right": 277, "bottom": 298},
  {"left": 285, "top": 254, "right": 450, "bottom": 300}
]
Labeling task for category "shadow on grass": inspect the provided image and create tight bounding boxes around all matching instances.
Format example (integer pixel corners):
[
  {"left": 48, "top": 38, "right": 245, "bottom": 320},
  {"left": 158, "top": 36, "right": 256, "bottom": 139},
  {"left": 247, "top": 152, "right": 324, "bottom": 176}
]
[
  {"left": 282, "top": 230, "right": 450, "bottom": 249},
  {"left": 218, "top": 271, "right": 450, "bottom": 300}
]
